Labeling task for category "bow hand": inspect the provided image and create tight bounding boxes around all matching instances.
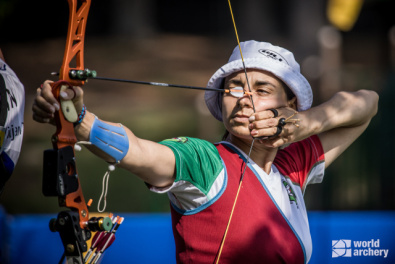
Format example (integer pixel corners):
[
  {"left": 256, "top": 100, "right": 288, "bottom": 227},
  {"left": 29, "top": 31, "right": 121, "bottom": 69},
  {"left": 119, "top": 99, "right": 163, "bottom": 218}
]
[{"left": 33, "top": 80, "right": 84, "bottom": 125}]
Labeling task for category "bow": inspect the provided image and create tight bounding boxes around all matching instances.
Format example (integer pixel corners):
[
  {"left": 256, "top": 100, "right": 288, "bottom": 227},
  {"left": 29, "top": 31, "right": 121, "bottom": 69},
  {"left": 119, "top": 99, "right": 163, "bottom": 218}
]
[
  {"left": 215, "top": 1, "right": 255, "bottom": 263},
  {"left": 41, "top": 0, "right": 113, "bottom": 263}
]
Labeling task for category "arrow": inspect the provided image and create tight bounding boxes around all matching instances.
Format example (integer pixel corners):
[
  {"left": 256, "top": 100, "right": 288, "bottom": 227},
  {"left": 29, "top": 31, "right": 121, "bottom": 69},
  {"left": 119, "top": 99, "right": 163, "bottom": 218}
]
[{"left": 90, "top": 217, "right": 124, "bottom": 264}]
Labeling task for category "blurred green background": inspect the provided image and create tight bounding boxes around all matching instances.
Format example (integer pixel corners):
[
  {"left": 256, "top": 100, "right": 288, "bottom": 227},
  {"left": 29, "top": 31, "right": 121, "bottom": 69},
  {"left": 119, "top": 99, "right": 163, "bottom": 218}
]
[{"left": 0, "top": 0, "right": 394, "bottom": 214}]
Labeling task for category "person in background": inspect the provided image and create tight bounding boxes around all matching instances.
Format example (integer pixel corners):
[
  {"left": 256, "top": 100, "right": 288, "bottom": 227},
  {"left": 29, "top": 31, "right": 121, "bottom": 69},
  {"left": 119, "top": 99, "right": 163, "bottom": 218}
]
[
  {"left": 33, "top": 40, "right": 378, "bottom": 263},
  {"left": 0, "top": 48, "right": 25, "bottom": 195}
]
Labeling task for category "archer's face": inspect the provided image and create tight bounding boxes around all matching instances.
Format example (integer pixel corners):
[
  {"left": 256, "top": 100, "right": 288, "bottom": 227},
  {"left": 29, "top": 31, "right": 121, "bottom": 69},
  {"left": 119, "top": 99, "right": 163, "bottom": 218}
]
[{"left": 221, "top": 69, "right": 291, "bottom": 140}]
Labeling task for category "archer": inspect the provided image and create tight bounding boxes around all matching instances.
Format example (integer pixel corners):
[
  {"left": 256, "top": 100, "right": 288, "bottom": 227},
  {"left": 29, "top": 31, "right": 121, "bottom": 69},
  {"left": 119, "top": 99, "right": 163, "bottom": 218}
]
[{"left": 33, "top": 39, "right": 377, "bottom": 263}]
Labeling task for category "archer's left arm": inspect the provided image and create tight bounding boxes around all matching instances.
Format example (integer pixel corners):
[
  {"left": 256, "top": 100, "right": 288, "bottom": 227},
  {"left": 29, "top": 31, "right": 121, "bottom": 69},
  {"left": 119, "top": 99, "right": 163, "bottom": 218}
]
[{"left": 300, "top": 90, "right": 378, "bottom": 168}]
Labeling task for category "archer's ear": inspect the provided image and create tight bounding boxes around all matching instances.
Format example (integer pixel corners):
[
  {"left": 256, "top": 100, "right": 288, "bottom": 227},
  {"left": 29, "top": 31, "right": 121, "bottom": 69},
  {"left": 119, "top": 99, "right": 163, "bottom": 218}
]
[{"left": 287, "top": 97, "right": 297, "bottom": 110}]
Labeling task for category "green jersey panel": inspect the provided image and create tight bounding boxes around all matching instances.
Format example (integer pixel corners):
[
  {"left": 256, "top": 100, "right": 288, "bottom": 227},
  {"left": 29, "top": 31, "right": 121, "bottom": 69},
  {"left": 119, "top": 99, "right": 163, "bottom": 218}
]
[{"left": 159, "top": 137, "right": 223, "bottom": 196}]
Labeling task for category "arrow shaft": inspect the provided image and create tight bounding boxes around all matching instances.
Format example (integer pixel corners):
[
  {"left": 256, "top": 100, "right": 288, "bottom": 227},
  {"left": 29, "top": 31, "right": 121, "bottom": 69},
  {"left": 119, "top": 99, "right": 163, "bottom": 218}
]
[{"left": 92, "top": 76, "right": 223, "bottom": 92}]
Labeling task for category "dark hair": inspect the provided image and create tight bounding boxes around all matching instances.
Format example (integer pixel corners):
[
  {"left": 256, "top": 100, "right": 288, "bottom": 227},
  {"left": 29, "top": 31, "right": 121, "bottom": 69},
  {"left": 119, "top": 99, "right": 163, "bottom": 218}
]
[{"left": 281, "top": 81, "right": 295, "bottom": 101}]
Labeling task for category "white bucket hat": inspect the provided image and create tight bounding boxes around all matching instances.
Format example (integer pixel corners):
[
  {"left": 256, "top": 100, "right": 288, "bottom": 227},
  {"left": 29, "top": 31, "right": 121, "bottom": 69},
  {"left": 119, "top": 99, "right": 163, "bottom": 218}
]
[{"left": 205, "top": 40, "right": 312, "bottom": 121}]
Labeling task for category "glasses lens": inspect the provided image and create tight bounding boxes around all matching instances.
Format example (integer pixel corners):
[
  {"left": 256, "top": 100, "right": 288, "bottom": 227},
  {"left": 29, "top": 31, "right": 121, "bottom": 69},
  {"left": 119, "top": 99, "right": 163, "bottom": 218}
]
[{"left": 229, "top": 87, "right": 244, "bottom": 98}]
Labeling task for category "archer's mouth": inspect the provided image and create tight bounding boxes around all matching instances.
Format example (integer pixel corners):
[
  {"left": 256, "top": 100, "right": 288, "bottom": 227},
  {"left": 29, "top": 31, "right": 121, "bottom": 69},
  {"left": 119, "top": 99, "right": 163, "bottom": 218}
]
[{"left": 233, "top": 114, "right": 251, "bottom": 123}]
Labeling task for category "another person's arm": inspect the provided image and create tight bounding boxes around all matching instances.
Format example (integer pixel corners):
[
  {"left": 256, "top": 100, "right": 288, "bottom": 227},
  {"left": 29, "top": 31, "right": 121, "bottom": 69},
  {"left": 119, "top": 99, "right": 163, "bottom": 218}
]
[{"left": 0, "top": 48, "right": 25, "bottom": 194}]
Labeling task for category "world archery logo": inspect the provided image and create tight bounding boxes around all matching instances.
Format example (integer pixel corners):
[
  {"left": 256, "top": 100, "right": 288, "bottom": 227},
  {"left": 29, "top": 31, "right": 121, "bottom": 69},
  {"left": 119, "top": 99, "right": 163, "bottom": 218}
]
[
  {"left": 332, "top": 239, "right": 389, "bottom": 258},
  {"left": 332, "top": 239, "right": 352, "bottom": 257}
]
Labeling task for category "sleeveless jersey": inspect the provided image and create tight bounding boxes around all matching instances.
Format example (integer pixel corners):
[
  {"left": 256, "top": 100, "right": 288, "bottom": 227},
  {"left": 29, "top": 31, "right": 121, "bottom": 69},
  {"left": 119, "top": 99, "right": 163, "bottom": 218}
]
[{"left": 153, "top": 136, "right": 325, "bottom": 263}]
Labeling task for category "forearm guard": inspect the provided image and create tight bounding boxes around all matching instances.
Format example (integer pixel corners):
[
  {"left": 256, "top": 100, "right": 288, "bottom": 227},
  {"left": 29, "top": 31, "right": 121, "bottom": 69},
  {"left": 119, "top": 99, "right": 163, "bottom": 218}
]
[{"left": 90, "top": 117, "right": 129, "bottom": 163}]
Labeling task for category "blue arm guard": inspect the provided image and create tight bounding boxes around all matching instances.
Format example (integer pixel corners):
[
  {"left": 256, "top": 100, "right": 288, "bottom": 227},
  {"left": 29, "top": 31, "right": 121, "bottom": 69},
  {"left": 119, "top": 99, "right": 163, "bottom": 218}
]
[{"left": 90, "top": 117, "right": 129, "bottom": 163}]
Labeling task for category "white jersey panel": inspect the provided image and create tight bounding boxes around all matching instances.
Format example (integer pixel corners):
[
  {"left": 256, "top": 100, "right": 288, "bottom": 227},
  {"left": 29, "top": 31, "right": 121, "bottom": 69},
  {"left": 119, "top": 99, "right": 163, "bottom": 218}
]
[{"left": 221, "top": 141, "right": 325, "bottom": 263}]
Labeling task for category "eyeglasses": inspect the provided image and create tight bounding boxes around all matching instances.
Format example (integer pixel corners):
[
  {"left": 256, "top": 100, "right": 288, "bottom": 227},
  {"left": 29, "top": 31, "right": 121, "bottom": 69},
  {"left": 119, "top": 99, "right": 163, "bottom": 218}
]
[{"left": 224, "top": 87, "right": 253, "bottom": 98}]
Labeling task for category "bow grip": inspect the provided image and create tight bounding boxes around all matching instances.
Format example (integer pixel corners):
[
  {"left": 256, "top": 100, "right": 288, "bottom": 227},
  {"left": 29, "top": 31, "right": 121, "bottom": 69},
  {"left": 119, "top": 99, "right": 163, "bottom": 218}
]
[
  {"left": 51, "top": 80, "right": 78, "bottom": 123},
  {"left": 50, "top": 80, "right": 78, "bottom": 149},
  {"left": 60, "top": 85, "right": 78, "bottom": 123}
]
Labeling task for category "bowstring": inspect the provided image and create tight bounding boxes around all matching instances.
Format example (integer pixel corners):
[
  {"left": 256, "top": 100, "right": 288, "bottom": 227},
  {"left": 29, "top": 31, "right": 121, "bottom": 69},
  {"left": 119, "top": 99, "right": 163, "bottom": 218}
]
[{"left": 215, "top": 1, "right": 257, "bottom": 263}]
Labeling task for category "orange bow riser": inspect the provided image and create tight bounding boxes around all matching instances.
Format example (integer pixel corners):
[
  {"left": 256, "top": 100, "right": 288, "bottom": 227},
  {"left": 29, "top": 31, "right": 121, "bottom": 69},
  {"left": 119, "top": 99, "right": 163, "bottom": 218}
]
[
  {"left": 42, "top": 0, "right": 113, "bottom": 263},
  {"left": 49, "top": 0, "right": 90, "bottom": 222}
]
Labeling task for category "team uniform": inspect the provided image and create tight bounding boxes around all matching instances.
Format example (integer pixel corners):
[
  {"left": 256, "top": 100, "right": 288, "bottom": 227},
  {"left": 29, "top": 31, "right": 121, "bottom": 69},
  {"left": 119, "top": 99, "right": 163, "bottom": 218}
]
[
  {"left": 0, "top": 58, "right": 25, "bottom": 193},
  {"left": 151, "top": 136, "right": 325, "bottom": 263}
]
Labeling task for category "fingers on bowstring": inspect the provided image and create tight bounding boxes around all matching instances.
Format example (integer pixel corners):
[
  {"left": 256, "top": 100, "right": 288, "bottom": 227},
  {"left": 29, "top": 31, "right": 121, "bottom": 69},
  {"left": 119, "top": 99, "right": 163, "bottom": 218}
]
[
  {"left": 250, "top": 108, "right": 279, "bottom": 122},
  {"left": 268, "top": 108, "right": 278, "bottom": 118},
  {"left": 250, "top": 108, "right": 300, "bottom": 139},
  {"left": 257, "top": 128, "right": 288, "bottom": 148},
  {"left": 251, "top": 126, "right": 279, "bottom": 139},
  {"left": 249, "top": 110, "right": 280, "bottom": 139}
]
